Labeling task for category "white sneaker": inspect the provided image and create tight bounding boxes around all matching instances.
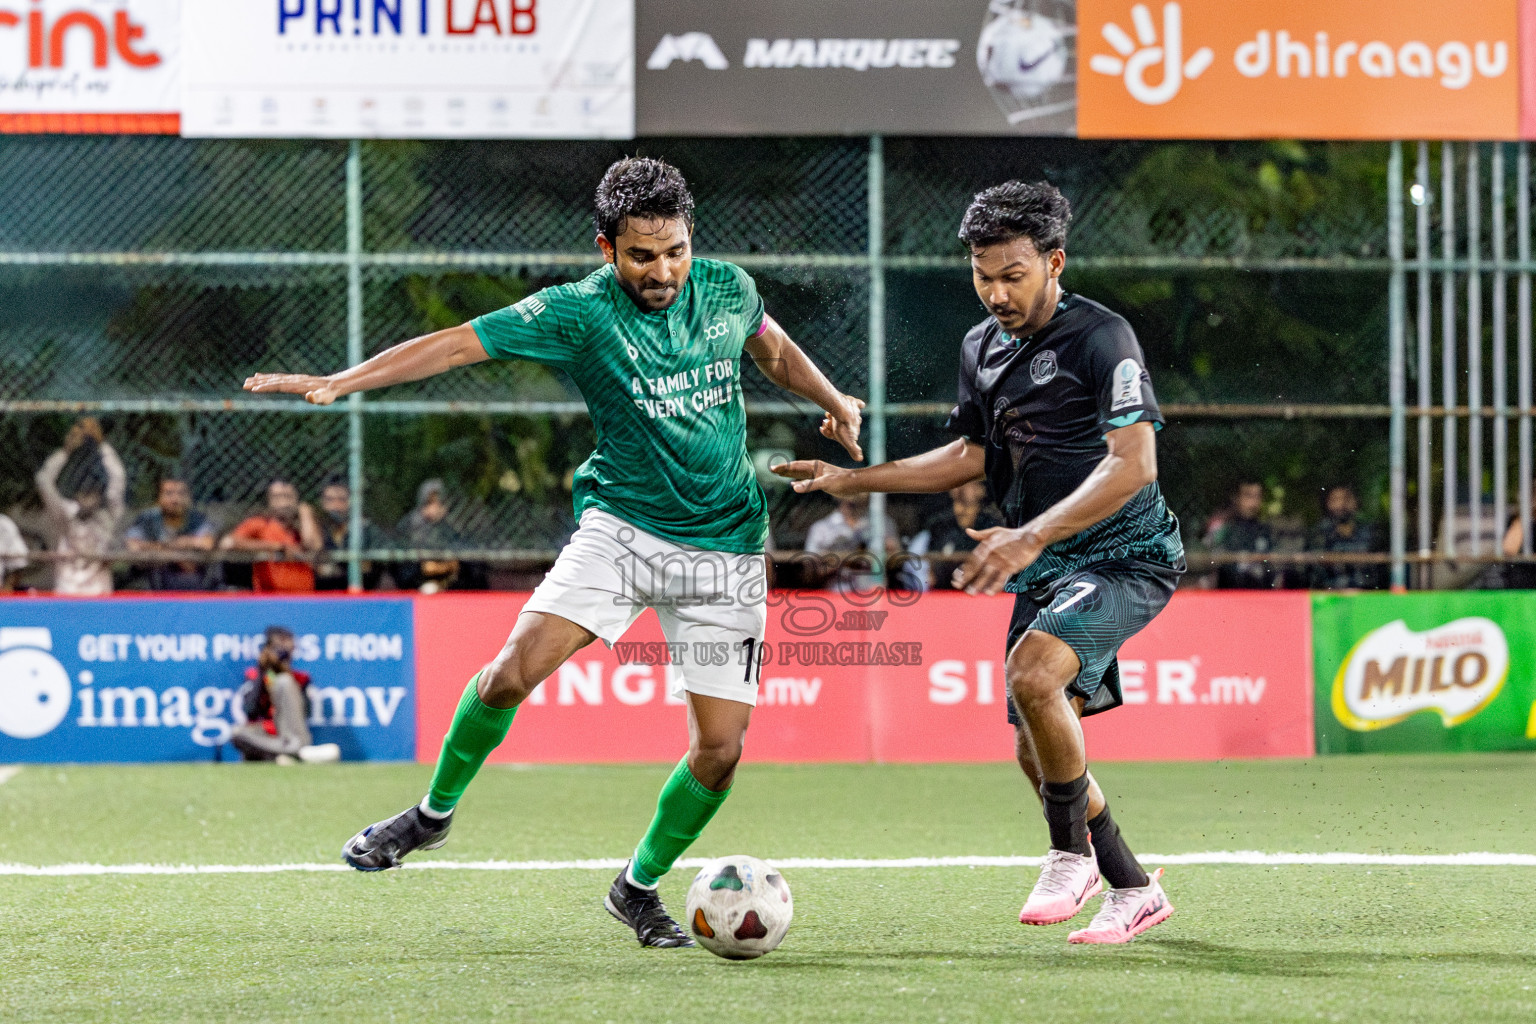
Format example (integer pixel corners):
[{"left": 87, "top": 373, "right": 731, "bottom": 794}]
[
  {"left": 1068, "top": 868, "right": 1173, "bottom": 944},
  {"left": 1019, "top": 848, "right": 1102, "bottom": 925},
  {"left": 297, "top": 743, "right": 341, "bottom": 764}
]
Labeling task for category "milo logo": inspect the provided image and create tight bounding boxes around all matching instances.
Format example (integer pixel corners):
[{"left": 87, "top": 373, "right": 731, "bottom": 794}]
[{"left": 1332, "top": 618, "right": 1508, "bottom": 732}]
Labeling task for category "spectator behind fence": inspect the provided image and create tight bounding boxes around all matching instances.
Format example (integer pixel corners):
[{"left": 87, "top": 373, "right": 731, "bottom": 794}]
[
  {"left": 804, "top": 492, "right": 900, "bottom": 592},
  {"left": 230, "top": 626, "right": 340, "bottom": 764},
  {"left": 910, "top": 480, "right": 1002, "bottom": 590},
  {"left": 314, "top": 474, "right": 384, "bottom": 592},
  {"left": 35, "top": 418, "right": 127, "bottom": 596},
  {"left": 0, "top": 513, "right": 28, "bottom": 592},
  {"left": 1428, "top": 501, "right": 1504, "bottom": 589},
  {"left": 1307, "top": 484, "right": 1381, "bottom": 591},
  {"left": 1501, "top": 483, "right": 1536, "bottom": 589},
  {"left": 219, "top": 479, "right": 322, "bottom": 593},
  {"left": 1204, "top": 480, "right": 1274, "bottom": 589},
  {"left": 394, "top": 479, "right": 467, "bottom": 593},
  {"left": 124, "top": 477, "right": 219, "bottom": 591}
]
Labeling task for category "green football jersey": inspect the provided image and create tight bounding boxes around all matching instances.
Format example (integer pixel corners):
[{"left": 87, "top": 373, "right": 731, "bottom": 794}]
[{"left": 471, "top": 258, "right": 769, "bottom": 554}]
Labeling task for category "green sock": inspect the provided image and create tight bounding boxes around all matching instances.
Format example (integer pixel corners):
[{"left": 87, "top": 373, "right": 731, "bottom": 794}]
[
  {"left": 424, "top": 674, "right": 517, "bottom": 815},
  {"left": 629, "top": 757, "right": 731, "bottom": 887}
]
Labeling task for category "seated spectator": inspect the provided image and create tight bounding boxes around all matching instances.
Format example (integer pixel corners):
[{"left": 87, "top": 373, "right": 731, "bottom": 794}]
[
  {"left": 124, "top": 477, "right": 219, "bottom": 591},
  {"left": 1307, "top": 485, "right": 1381, "bottom": 590},
  {"left": 231, "top": 626, "right": 340, "bottom": 764},
  {"left": 1501, "top": 485, "right": 1536, "bottom": 589},
  {"left": 394, "top": 479, "right": 467, "bottom": 593},
  {"left": 804, "top": 493, "right": 900, "bottom": 592},
  {"left": 0, "top": 512, "right": 28, "bottom": 593},
  {"left": 1205, "top": 480, "right": 1274, "bottom": 589},
  {"left": 314, "top": 474, "right": 384, "bottom": 592},
  {"left": 219, "top": 479, "right": 322, "bottom": 593},
  {"left": 35, "top": 418, "right": 126, "bottom": 596},
  {"left": 1429, "top": 502, "right": 1505, "bottom": 589},
  {"left": 910, "top": 480, "right": 1002, "bottom": 590}
]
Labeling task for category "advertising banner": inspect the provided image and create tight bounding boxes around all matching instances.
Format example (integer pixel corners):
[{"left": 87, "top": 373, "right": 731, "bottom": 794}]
[
  {"left": 414, "top": 590, "right": 1314, "bottom": 764},
  {"left": 1312, "top": 592, "right": 1536, "bottom": 754},
  {"left": 413, "top": 592, "right": 876, "bottom": 764},
  {"left": 0, "top": 0, "right": 179, "bottom": 133},
  {"left": 1077, "top": 0, "right": 1519, "bottom": 140},
  {"left": 181, "top": 0, "right": 633, "bottom": 138},
  {"left": 636, "top": 0, "right": 1078, "bottom": 135},
  {"left": 0, "top": 597, "right": 416, "bottom": 762},
  {"left": 868, "top": 590, "right": 1313, "bottom": 763},
  {"left": 1523, "top": 0, "right": 1536, "bottom": 139}
]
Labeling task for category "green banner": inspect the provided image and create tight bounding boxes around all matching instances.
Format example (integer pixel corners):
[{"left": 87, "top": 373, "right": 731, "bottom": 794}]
[{"left": 1312, "top": 592, "right": 1536, "bottom": 754}]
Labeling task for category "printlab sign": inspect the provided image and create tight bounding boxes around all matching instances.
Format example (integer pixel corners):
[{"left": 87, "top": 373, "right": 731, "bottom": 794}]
[{"left": 0, "top": 598, "right": 416, "bottom": 761}]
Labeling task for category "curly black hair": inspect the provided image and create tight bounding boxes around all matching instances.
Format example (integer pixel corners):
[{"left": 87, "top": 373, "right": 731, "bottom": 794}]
[
  {"left": 957, "top": 180, "right": 1072, "bottom": 254},
  {"left": 594, "top": 157, "right": 695, "bottom": 245}
]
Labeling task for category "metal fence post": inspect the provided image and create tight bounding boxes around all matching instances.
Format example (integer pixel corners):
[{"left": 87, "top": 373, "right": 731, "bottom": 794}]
[
  {"left": 1520, "top": 143, "right": 1533, "bottom": 555},
  {"left": 346, "top": 140, "right": 365, "bottom": 591},
  {"left": 1388, "top": 141, "right": 1407, "bottom": 588},
  {"left": 1467, "top": 144, "right": 1482, "bottom": 554},
  {"left": 1442, "top": 143, "right": 1458, "bottom": 559},
  {"left": 1492, "top": 144, "right": 1508, "bottom": 555},
  {"left": 1415, "top": 142, "right": 1432, "bottom": 583},
  {"left": 867, "top": 135, "right": 888, "bottom": 565}
]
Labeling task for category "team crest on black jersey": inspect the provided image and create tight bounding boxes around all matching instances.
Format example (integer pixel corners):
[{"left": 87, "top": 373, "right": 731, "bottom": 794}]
[{"left": 1030, "top": 350, "right": 1058, "bottom": 385}]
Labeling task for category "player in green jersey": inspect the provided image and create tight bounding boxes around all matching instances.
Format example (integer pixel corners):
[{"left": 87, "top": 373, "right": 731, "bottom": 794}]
[{"left": 243, "top": 158, "right": 864, "bottom": 948}]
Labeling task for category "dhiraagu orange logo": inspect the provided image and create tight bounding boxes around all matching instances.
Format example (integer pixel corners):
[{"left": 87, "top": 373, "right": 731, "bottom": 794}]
[{"left": 1332, "top": 617, "right": 1508, "bottom": 732}]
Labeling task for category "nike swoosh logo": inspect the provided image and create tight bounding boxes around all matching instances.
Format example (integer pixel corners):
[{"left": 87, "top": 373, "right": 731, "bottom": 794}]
[
  {"left": 1075, "top": 875, "right": 1099, "bottom": 904},
  {"left": 1017, "top": 53, "right": 1054, "bottom": 73},
  {"left": 1131, "top": 897, "right": 1166, "bottom": 927}
]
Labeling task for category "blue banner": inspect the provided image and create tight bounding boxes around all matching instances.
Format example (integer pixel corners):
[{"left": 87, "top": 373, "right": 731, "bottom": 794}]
[{"left": 0, "top": 598, "right": 415, "bottom": 762}]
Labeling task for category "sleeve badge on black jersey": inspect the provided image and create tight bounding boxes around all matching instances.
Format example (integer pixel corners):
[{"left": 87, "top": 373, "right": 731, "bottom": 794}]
[{"left": 1110, "top": 358, "right": 1143, "bottom": 411}]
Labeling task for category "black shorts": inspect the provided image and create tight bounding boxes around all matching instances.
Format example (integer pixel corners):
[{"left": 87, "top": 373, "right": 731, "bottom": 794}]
[{"left": 1004, "top": 558, "right": 1183, "bottom": 723}]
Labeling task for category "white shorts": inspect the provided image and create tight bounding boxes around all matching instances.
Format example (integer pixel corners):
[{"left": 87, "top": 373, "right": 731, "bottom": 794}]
[{"left": 523, "top": 508, "right": 768, "bottom": 706}]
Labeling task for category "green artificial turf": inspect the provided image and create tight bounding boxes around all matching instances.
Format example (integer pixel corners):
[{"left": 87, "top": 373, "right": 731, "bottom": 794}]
[{"left": 2, "top": 756, "right": 1535, "bottom": 1023}]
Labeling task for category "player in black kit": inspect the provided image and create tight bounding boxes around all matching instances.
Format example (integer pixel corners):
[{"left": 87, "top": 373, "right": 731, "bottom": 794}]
[{"left": 776, "top": 181, "right": 1184, "bottom": 944}]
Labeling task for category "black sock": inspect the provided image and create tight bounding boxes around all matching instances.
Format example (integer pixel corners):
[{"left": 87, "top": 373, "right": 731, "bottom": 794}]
[
  {"left": 1040, "top": 774, "right": 1091, "bottom": 857},
  {"left": 1087, "top": 808, "right": 1150, "bottom": 889}
]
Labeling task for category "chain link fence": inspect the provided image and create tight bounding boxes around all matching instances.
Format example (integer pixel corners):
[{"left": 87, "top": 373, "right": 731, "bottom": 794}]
[{"left": 0, "top": 135, "right": 1400, "bottom": 589}]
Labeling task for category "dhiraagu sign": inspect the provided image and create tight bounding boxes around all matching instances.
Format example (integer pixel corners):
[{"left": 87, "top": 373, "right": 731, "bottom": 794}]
[{"left": 1313, "top": 593, "right": 1536, "bottom": 753}]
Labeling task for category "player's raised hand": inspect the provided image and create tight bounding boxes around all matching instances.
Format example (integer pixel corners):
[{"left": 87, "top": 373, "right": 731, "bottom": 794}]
[
  {"left": 820, "top": 395, "right": 865, "bottom": 461},
  {"left": 771, "top": 459, "right": 863, "bottom": 496},
  {"left": 243, "top": 373, "right": 343, "bottom": 405},
  {"left": 952, "top": 526, "right": 1042, "bottom": 596}
]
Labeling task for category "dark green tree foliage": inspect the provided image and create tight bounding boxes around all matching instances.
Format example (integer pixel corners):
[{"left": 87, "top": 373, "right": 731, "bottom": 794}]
[{"left": 886, "top": 140, "right": 1391, "bottom": 537}]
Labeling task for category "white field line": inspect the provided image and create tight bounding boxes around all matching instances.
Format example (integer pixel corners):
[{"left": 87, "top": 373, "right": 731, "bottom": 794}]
[
  {"left": 2, "top": 852, "right": 1536, "bottom": 877},
  {"left": 0, "top": 767, "right": 21, "bottom": 786}
]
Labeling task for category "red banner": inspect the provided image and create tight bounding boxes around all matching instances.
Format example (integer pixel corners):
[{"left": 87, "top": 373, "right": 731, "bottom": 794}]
[{"left": 414, "top": 590, "right": 1314, "bottom": 765}]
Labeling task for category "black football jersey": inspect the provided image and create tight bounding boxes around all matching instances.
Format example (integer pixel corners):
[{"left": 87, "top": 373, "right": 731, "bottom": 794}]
[{"left": 945, "top": 293, "right": 1184, "bottom": 590}]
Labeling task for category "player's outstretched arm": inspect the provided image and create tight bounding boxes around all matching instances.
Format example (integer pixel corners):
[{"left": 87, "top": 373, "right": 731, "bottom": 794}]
[
  {"left": 242, "top": 323, "right": 490, "bottom": 405},
  {"left": 773, "top": 438, "right": 984, "bottom": 498},
  {"left": 953, "top": 421, "right": 1157, "bottom": 595},
  {"left": 746, "top": 315, "right": 865, "bottom": 460}
]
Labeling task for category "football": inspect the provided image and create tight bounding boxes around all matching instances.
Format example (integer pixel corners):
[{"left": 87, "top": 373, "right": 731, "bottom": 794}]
[
  {"left": 977, "top": 12, "right": 1070, "bottom": 100},
  {"left": 685, "top": 855, "right": 794, "bottom": 960}
]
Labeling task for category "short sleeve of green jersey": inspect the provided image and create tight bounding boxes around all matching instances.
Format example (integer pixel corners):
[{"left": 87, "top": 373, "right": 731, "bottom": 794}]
[
  {"left": 470, "top": 285, "right": 582, "bottom": 368},
  {"left": 723, "top": 262, "right": 768, "bottom": 337}
]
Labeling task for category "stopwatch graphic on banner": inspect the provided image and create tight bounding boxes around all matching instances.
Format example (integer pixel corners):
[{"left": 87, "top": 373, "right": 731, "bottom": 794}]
[{"left": 0, "top": 628, "right": 72, "bottom": 740}]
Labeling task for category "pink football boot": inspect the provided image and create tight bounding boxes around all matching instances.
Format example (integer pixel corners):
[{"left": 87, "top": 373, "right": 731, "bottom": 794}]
[
  {"left": 1068, "top": 868, "right": 1173, "bottom": 944},
  {"left": 1019, "top": 848, "right": 1103, "bottom": 925}
]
